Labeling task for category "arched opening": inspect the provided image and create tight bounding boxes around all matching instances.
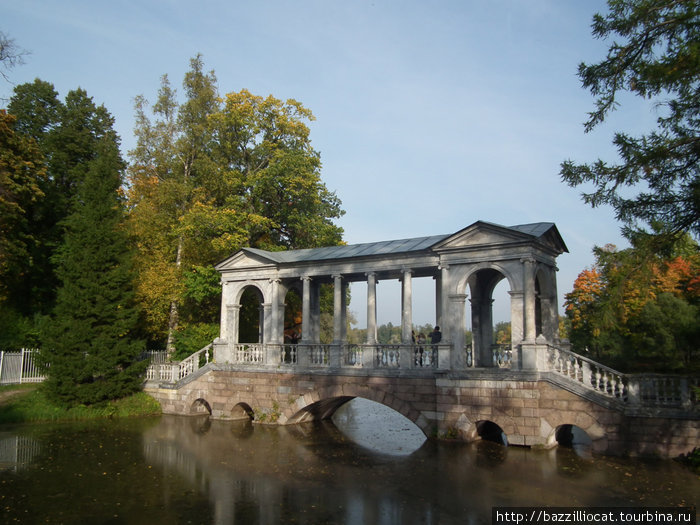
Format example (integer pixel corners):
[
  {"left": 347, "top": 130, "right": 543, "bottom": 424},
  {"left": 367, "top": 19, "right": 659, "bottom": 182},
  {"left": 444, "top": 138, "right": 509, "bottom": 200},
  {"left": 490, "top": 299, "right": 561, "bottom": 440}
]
[
  {"left": 332, "top": 397, "right": 426, "bottom": 455},
  {"left": 190, "top": 398, "right": 212, "bottom": 415},
  {"left": 476, "top": 420, "right": 508, "bottom": 446},
  {"left": 287, "top": 396, "right": 354, "bottom": 423},
  {"left": 239, "top": 286, "right": 264, "bottom": 343},
  {"left": 467, "top": 268, "right": 511, "bottom": 367},
  {"left": 231, "top": 402, "right": 254, "bottom": 421},
  {"left": 554, "top": 424, "right": 592, "bottom": 454}
]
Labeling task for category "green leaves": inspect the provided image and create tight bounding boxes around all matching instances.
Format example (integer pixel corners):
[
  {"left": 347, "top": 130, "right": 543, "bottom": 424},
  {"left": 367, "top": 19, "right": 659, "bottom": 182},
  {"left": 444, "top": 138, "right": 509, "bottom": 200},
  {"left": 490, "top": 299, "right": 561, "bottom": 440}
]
[
  {"left": 565, "top": 234, "right": 700, "bottom": 373},
  {"left": 127, "top": 56, "right": 344, "bottom": 349},
  {"left": 42, "top": 130, "right": 145, "bottom": 407},
  {"left": 561, "top": 0, "right": 700, "bottom": 244}
]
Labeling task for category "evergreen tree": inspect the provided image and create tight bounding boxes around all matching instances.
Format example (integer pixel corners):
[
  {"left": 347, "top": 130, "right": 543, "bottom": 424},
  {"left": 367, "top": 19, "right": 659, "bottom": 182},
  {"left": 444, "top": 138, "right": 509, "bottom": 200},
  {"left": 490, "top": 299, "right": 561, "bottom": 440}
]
[
  {"left": 42, "top": 133, "right": 145, "bottom": 406},
  {"left": 560, "top": 0, "right": 700, "bottom": 246},
  {"left": 6, "top": 82, "right": 116, "bottom": 319},
  {"left": 0, "top": 111, "right": 46, "bottom": 346}
]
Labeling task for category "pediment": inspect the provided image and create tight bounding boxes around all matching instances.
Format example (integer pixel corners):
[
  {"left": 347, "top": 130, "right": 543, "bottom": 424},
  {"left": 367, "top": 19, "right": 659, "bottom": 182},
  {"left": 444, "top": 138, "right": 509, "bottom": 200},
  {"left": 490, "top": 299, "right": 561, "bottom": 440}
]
[
  {"left": 215, "top": 250, "right": 277, "bottom": 271},
  {"left": 432, "top": 221, "right": 530, "bottom": 251}
]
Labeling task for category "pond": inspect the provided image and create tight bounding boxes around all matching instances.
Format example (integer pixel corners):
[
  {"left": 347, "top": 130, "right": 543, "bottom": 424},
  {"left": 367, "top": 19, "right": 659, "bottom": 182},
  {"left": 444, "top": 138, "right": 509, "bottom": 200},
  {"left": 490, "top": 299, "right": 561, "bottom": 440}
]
[{"left": 1, "top": 398, "right": 698, "bottom": 524}]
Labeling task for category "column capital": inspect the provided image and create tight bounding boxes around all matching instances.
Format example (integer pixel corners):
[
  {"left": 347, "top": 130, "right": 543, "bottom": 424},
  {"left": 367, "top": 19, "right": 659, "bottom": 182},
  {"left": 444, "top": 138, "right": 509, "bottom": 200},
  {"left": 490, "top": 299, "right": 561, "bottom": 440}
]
[
  {"left": 520, "top": 256, "right": 537, "bottom": 265},
  {"left": 269, "top": 277, "right": 282, "bottom": 284},
  {"left": 332, "top": 273, "right": 343, "bottom": 281},
  {"left": 301, "top": 275, "right": 313, "bottom": 282}
]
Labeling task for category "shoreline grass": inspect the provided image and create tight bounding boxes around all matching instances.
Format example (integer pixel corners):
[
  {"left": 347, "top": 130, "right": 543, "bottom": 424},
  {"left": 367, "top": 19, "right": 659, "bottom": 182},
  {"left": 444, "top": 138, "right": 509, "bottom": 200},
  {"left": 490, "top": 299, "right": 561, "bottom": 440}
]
[{"left": 0, "top": 386, "right": 162, "bottom": 424}]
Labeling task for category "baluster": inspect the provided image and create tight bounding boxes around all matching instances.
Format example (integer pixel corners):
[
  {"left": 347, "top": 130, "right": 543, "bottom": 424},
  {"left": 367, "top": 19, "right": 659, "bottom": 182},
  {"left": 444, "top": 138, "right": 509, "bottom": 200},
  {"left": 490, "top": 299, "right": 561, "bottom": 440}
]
[
  {"left": 592, "top": 368, "right": 600, "bottom": 392},
  {"left": 572, "top": 358, "right": 581, "bottom": 382}
]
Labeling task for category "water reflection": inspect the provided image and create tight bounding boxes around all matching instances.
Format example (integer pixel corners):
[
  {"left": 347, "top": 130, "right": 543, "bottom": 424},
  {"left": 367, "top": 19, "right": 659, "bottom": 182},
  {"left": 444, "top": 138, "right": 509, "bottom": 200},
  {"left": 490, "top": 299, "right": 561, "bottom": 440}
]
[
  {"left": 331, "top": 397, "right": 426, "bottom": 455},
  {"left": 0, "top": 433, "right": 41, "bottom": 472},
  {"left": 0, "top": 412, "right": 697, "bottom": 524}
]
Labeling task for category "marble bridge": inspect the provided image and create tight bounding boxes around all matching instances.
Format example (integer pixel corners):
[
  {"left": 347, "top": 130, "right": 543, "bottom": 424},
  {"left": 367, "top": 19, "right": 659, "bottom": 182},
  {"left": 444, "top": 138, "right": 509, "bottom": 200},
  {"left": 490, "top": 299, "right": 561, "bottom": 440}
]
[{"left": 144, "top": 221, "right": 699, "bottom": 457}]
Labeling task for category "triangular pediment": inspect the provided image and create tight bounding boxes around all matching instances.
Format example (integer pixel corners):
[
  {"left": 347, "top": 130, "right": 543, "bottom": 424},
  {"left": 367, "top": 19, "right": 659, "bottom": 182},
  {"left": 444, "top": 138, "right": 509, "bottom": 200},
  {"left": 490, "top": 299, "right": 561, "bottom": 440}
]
[
  {"left": 432, "top": 221, "right": 531, "bottom": 250},
  {"left": 215, "top": 249, "right": 278, "bottom": 271}
]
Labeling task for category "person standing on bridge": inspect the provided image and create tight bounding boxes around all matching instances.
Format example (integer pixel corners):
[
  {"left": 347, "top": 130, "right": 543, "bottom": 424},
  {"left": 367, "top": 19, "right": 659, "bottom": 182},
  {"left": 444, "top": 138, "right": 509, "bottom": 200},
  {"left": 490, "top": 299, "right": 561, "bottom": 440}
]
[
  {"left": 429, "top": 326, "right": 441, "bottom": 365},
  {"left": 430, "top": 326, "right": 441, "bottom": 345}
]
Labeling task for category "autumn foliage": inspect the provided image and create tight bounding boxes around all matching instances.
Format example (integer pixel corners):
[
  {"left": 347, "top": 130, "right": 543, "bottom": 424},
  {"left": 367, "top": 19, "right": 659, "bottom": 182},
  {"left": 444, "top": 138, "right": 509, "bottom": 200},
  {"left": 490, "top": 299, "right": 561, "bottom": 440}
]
[{"left": 565, "top": 239, "right": 700, "bottom": 373}]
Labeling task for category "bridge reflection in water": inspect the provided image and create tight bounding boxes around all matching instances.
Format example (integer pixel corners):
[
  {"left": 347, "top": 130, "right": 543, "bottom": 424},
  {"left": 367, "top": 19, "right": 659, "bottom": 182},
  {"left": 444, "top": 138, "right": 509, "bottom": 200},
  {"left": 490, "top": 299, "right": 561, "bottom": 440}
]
[
  {"left": 1, "top": 414, "right": 698, "bottom": 524},
  {"left": 139, "top": 413, "right": 698, "bottom": 525}
]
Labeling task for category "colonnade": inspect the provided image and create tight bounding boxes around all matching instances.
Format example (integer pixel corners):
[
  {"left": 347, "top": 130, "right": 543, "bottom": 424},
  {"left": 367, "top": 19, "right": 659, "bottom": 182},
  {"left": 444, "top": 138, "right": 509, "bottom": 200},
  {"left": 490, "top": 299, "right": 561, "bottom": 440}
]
[{"left": 215, "top": 222, "right": 568, "bottom": 370}]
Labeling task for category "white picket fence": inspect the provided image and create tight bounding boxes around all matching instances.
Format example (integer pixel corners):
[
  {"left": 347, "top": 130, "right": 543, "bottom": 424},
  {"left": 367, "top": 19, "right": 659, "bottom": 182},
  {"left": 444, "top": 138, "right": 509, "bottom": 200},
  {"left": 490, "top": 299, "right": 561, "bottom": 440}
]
[{"left": 0, "top": 349, "right": 46, "bottom": 385}]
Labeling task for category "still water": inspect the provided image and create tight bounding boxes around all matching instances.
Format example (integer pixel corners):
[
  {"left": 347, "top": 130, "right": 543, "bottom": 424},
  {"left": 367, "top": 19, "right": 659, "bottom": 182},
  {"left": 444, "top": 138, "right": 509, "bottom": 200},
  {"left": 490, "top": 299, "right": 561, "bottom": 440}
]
[{"left": 1, "top": 398, "right": 698, "bottom": 524}]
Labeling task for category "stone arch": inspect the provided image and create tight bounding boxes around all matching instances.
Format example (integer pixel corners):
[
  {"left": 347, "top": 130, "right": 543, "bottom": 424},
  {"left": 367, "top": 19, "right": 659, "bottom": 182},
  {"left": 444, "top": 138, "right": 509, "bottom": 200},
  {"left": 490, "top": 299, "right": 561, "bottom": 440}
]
[
  {"left": 231, "top": 402, "right": 254, "bottom": 421},
  {"left": 231, "top": 280, "right": 268, "bottom": 305},
  {"left": 190, "top": 397, "right": 212, "bottom": 415},
  {"left": 279, "top": 384, "right": 428, "bottom": 436},
  {"left": 551, "top": 424, "right": 593, "bottom": 448},
  {"left": 453, "top": 261, "right": 518, "bottom": 295},
  {"left": 453, "top": 262, "right": 518, "bottom": 367},
  {"left": 543, "top": 407, "right": 608, "bottom": 452},
  {"left": 238, "top": 284, "right": 265, "bottom": 343},
  {"left": 475, "top": 420, "right": 509, "bottom": 445},
  {"left": 445, "top": 406, "right": 520, "bottom": 445}
]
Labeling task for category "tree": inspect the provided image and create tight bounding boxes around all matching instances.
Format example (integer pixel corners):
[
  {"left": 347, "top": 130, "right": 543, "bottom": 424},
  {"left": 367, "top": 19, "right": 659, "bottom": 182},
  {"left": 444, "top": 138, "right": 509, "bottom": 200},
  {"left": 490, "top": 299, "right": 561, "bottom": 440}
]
[
  {"left": 127, "top": 56, "right": 344, "bottom": 353},
  {"left": 565, "top": 237, "right": 700, "bottom": 372},
  {"left": 42, "top": 133, "right": 145, "bottom": 406},
  {"left": 0, "top": 30, "right": 29, "bottom": 83},
  {"left": 493, "top": 322, "right": 511, "bottom": 345},
  {"left": 6, "top": 82, "right": 115, "bottom": 318},
  {"left": 0, "top": 112, "right": 45, "bottom": 312},
  {"left": 560, "top": 0, "right": 700, "bottom": 245}
]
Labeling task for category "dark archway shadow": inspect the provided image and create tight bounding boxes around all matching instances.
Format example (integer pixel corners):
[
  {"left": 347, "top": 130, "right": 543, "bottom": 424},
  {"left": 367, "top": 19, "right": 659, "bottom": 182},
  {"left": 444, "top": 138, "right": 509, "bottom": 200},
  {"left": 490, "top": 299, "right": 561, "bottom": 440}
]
[{"left": 476, "top": 420, "right": 508, "bottom": 446}]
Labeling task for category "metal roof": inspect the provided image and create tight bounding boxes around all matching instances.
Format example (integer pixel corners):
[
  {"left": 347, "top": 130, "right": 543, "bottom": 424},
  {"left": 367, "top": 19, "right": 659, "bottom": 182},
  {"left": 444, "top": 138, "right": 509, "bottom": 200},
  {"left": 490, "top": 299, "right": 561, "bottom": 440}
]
[
  {"left": 243, "top": 233, "right": 450, "bottom": 263},
  {"left": 226, "top": 221, "right": 567, "bottom": 267}
]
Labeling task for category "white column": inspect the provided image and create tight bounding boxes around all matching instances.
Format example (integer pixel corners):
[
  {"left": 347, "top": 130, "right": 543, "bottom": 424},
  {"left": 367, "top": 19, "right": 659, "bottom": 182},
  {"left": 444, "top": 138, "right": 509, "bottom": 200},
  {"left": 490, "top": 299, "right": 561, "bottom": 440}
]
[
  {"left": 270, "top": 278, "right": 282, "bottom": 344},
  {"left": 333, "top": 274, "right": 344, "bottom": 344},
  {"left": 340, "top": 279, "right": 348, "bottom": 343},
  {"left": 310, "top": 280, "right": 321, "bottom": 344},
  {"left": 219, "top": 281, "right": 230, "bottom": 339},
  {"left": 435, "top": 275, "right": 442, "bottom": 331},
  {"left": 401, "top": 269, "right": 413, "bottom": 344},
  {"left": 546, "top": 265, "right": 560, "bottom": 343},
  {"left": 301, "top": 276, "right": 312, "bottom": 343},
  {"left": 260, "top": 304, "right": 269, "bottom": 343},
  {"left": 366, "top": 272, "right": 377, "bottom": 344},
  {"left": 227, "top": 304, "right": 240, "bottom": 344},
  {"left": 522, "top": 257, "right": 537, "bottom": 343},
  {"left": 447, "top": 294, "right": 467, "bottom": 369}
]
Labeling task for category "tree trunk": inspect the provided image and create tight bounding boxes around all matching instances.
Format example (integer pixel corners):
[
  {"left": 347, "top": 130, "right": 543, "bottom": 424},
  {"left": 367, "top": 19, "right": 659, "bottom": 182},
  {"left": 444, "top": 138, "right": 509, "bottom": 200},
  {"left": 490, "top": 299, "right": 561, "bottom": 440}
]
[{"left": 165, "top": 236, "right": 183, "bottom": 357}]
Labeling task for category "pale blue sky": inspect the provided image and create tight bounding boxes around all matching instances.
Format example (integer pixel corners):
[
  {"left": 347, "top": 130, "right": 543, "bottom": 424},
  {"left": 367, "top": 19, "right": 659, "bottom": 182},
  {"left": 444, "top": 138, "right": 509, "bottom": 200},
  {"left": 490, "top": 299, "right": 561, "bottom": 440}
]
[{"left": 2, "top": 1, "right": 655, "bottom": 327}]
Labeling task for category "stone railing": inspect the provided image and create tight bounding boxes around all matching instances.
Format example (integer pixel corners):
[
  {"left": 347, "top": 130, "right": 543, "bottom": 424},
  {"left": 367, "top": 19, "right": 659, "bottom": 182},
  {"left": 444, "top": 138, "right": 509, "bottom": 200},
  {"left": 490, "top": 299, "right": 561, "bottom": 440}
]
[
  {"left": 149, "top": 342, "right": 698, "bottom": 413},
  {"left": 545, "top": 345, "right": 698, "bottom": 411},
  {"left": 145, "top": 344, "right": 211, "bottom": 383},
  {"left": 464, "top": 344, "right": 512, "bottom": 368},
  {"left": 217, "top": 343, "right": 452, "bottom": 370}
]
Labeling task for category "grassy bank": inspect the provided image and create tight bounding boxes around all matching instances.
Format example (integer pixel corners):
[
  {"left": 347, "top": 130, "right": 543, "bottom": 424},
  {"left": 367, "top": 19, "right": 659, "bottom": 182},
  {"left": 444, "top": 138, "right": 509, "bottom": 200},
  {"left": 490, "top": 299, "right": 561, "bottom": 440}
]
[{"left": 0, "top": 385, "right": 161, "bottom": 424}]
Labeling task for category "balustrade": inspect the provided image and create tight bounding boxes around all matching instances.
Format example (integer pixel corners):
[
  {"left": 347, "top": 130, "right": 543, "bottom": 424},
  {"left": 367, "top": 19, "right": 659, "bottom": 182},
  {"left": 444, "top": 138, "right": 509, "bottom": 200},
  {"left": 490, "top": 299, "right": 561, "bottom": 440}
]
[
  {"left": 461, "top": 344, "right": 511, "bottom": 369},
  {"left": 146, "top": 341, "right": 698, "bottom": 414}
]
